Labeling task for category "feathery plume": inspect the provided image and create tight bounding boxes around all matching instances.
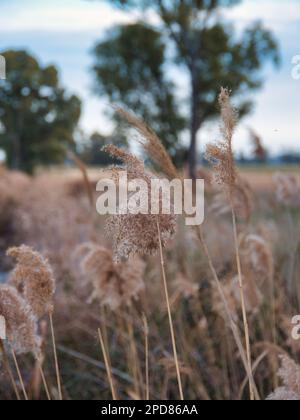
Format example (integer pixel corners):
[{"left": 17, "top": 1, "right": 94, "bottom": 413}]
[
  {"left": 249, "top": 128, "right": 266, "bottom": 161},
  {"left": 7, "top": 245, "right": 56, "bottom": 317},
  {"left": 273, "top": 172, "right": 300, "bottom": 207},
  {"left": 0, "top": 285, "right": 41, "bottom": 355},
  {"left": 114, "top": 107, "right": 178, "bottom": 180},
  {"left": 76, "top": 243, "right": 145, "bottom": 311},
  {"left": 103, "top": 146, "right": 177, "bottom": 261},
  {"left": 206, "top": 88, "right": 237, "bottom": 189},
  {"left": 267, "top": 355, "right": 300, "bottom": 400},
  {"left": 240, "top": 234, "right": 274, "bottom": 282},
  {"left": 206, "top": 87, "right": 254, "bottom": 400},
  {"left": 210, "top": 178, "right": 253, "bottom": 222}
]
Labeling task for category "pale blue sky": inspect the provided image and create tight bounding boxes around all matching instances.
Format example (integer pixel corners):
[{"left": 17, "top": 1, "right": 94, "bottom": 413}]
[{"left": 0, "top": 0, "right": 299, "bottom": 156}]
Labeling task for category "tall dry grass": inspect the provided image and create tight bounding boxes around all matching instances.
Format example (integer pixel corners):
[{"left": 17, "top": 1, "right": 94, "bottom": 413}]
[{"left": 0, "top": 91, "right": 300, "bottom": 400}]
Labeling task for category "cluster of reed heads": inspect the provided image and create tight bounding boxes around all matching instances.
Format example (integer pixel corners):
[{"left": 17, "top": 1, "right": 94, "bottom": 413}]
[{"left": 0, "top": 88, "right": 300, "bottom": 400}]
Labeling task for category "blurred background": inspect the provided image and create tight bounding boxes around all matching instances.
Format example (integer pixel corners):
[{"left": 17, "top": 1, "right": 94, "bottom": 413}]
[
  {"left": 0, "top": 1, "right": 300, "bottom": 401},
  {"left": 0, "top": 0, "right": 299, "bottom": 176}
]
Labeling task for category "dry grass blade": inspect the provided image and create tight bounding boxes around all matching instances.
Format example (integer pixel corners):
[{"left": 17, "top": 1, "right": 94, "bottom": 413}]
[
  {"left": 231, "top": 206, "right": 254, "bottom": 400},
  {"left": 0, "top": 339, "right": 20, "bottom": 400},
  {"left": 206, "top": 87, "right": 255, "bottom": 400},
  {"left": 114, "top": 106, "right": 178, "bottom": 180},
  {"left": 68, "top": 150, "right": 94, "bottom": 208},
  {"left": 11, "top": 347, "right": 28, "bottom": 400},
  {"left": 49, "top": 313, "right": 63, "bottom": 400},
  {"left": 98, "top": 327, "right": 117, "bottom": 400},
  {"left": 156, "top": 218, "right": 184, "bottom": 400},
  {"left": 142, "top": 313, "right": 150, "bottom": 400},
  {"left": 195, "top": 225, "right": 260, "bottom": 400},
  {"left": 36, "top": 358, "right": 51, "bottom": 400}
]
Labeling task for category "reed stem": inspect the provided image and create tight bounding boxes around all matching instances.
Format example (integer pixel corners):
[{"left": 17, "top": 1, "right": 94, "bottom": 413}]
[
  {"left": 142, "top": 313, "right": 150, "bottom": 400},
  {"left": 156, "top": 219, "right": 184, "bottom": 400},
  {"left": 98, "top": 327, "right": 117, "bottom": 400},
  {"left": 196, "top": 225, "right": 259, "bottom": 400},
  {"left": 11, "top": 348, "right": 28, "bottom": 400},
  {"left": 49, "top": 312, "right": 63, "bottom": 400},
  {"left": 0, "top": 340, "right": 20, "bottom": 400},
  {"left": 230, "top": 205, "right": 254, "bottom": 400}
]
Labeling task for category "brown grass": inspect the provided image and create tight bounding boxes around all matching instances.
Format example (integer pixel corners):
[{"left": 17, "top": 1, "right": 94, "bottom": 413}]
[{"left": 0, "top": 98, "right": 300, "bottom": 400}]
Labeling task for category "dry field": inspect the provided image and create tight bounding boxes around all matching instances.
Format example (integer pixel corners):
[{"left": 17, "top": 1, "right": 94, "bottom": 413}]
[{"left": 0, "top": 92, "right": 300, "bottom": 401}]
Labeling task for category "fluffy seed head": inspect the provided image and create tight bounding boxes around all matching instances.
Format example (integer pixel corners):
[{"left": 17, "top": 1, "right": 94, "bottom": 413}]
[
  {"left": 103, "top": 146, "right": 177, "bottom": 261},
  {"left": 240, "top": 234, "right": 274, "bottom": 282},
  {"left": 206, "top": 88, "right": 237, "bottom": 189},
  {"left": 76, "top": 243, "right": 145, "bottom": 311},
  {"left": 267, "top": 355, "right": 300, "bottom": 400},
  {"left": 0, "top": 285, "right": 41, "bottom": 355},
  {"left": 7, "top": 245, "right": 56, "bottom": 317},
  {"left": 274, "top": 172, "right": 300, "bottom": 207},
  {"left": 114, "top": 107, "right": 178, "bottom": 180},
  {"left": 210, "top": 178, "right": 253, "bottom": 221}
]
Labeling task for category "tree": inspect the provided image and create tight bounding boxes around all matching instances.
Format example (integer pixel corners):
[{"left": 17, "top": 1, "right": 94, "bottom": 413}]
[
  {"left": 0, "top": 50, "right": 81, "bottom": 173},
  {"left": 92, "top": 23, "right": 187, "bottom": 166},
  {"left": 99, "top": 0, "right": 279, "bottom": 177},
  {"left": 80, "top": 130, "right": 128, "bottom": 166}
]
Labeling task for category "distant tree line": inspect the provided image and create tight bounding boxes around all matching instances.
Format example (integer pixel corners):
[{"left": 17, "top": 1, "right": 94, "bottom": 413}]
[{"left": 0, "top": 0, "right": 281, "bottom": 174}]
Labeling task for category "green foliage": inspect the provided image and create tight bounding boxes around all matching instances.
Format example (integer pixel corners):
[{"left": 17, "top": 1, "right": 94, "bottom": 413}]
[
  {"left": 0, "top": 50, "right": 81, "bottom": 173},
  {"left": 97, "top": 0, "right": 279, "bottom": 176},
  {"left": 92, "top": 23, "right": 187, "bottom": 166},
  {"left": 80, "top": 130, "right": 127, "bottom": 166}
]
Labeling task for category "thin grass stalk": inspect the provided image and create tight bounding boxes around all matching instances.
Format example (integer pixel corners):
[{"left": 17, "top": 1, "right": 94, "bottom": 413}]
[
  {"left": 49, "top": 312, "right": 63, "bottom": 400},
  {"left": 126, "top": 316, "right": 142, "bottom": 399},
  {"left": 156, "top": 219, "right": 184, "bottom": 400},
  {"left": 11, "top": 347, "right": 28, "bottom": 400},
  {"left": 36, "top": 358, "right": 51, "bottom": 400},
  {"left": 195, "top": 225, "right": 259, "bottom": 400},
  {"left": 98, "top": 327, "right": 117, "bottom": 400},
  {"left": 142, "top": 313, "right": 150, "bottom": 400},
  {"left": 68, "top": 151, "right": 94, "bottom": 209},
  {"left": 230, "top": 205, "right": 254, "bottom": 400},
  {"left": 0, "top": 340, "right": 20, "bottom": 400}
]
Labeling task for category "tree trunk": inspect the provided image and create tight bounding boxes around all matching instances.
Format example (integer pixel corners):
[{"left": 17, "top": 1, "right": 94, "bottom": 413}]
[
  {"left": 11, "top": 133, "right": 21, "bottom": 170},
  {"left": 188, "top": 88, "right": 199, "bottom": 180},
  {"left": 188, "top": 124, "right": 197, "bottom": 180}
]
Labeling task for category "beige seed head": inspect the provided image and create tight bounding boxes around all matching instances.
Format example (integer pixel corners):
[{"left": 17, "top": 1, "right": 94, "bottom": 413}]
[
  {"left": 206, "top": 88, "right": 237, "bottom": 189},
  {"left": 76, "top": 243, "right": 145, "bottom": 311},
  {"left": 267, "top": 355, "right": 300, "bottom": 400},
  {"left": 103, "top": 146, "right": 177, "bottom": 261},
  {"left": 0, "top": 284, "right": 41, "bottom": 356},
  {"left": 274, "top": 172, "right": 300, "bottom": 207},
  {"left": 7, "top": 245, "right": 56, "bottom": 317},
  {"left": 114, "top": 106, "right": 178, "bottom": 180}
]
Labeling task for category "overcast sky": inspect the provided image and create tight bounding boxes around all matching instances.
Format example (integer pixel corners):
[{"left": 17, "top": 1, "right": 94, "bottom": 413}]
[{"left": 0, "top": 0, "right": 299, "bottom": 156}]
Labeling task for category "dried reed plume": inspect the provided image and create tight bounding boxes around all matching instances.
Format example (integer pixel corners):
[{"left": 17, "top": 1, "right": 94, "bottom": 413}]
[
  {"left": 76, "top": 242, "right": 145, "bottom": 311},
  {"left": 0, "top": 285, "right": 41, "bottom": 356},
  {"left": 210, "top": 179, "right": 253, "bottom": 222},
  {"left": 206, "top": 88, "right": 237, "bottom": 189},
  {"left": 7, "top": 245, "right": 62, "bottom": 400},
  {"left": 240, "top": 234, "right": 274, "bottom": 282},
  {"left": 267, "top": 355, "right": 300, "bottom": 400},
  {"left": 103, "top": 143, "right": 182, "bottom": 398},
  {"left": 67, "top": 151, "right": 94, "bottom": 208},
  {"left": 249, "top": 128, "right": 266, "bottom": 161},
  {"left": 103, "top": 145, "right": 177, "bottom": 261},
  {"left": 114, "top": 107, "right": 178, "bottom": 180},
  {"left": 7, "top": 245, "right": 56, "bottom": 318},
  {"left": 274, "top": 172, "right": 300, "bottom": 207},
  {"left": 206, "top": 87, "right": 254, "bottom": 399}
]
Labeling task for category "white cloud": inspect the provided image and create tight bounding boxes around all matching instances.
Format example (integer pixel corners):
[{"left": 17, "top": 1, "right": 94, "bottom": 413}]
[
  {"left": 0, "top": 0, "right": 137, "bottom": 32},
  {"left": 224, "top": 0, "right": 300, "bottom": 30},
  {"left": 1, "top": 0, "right": 299, "bottom": 154}
]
